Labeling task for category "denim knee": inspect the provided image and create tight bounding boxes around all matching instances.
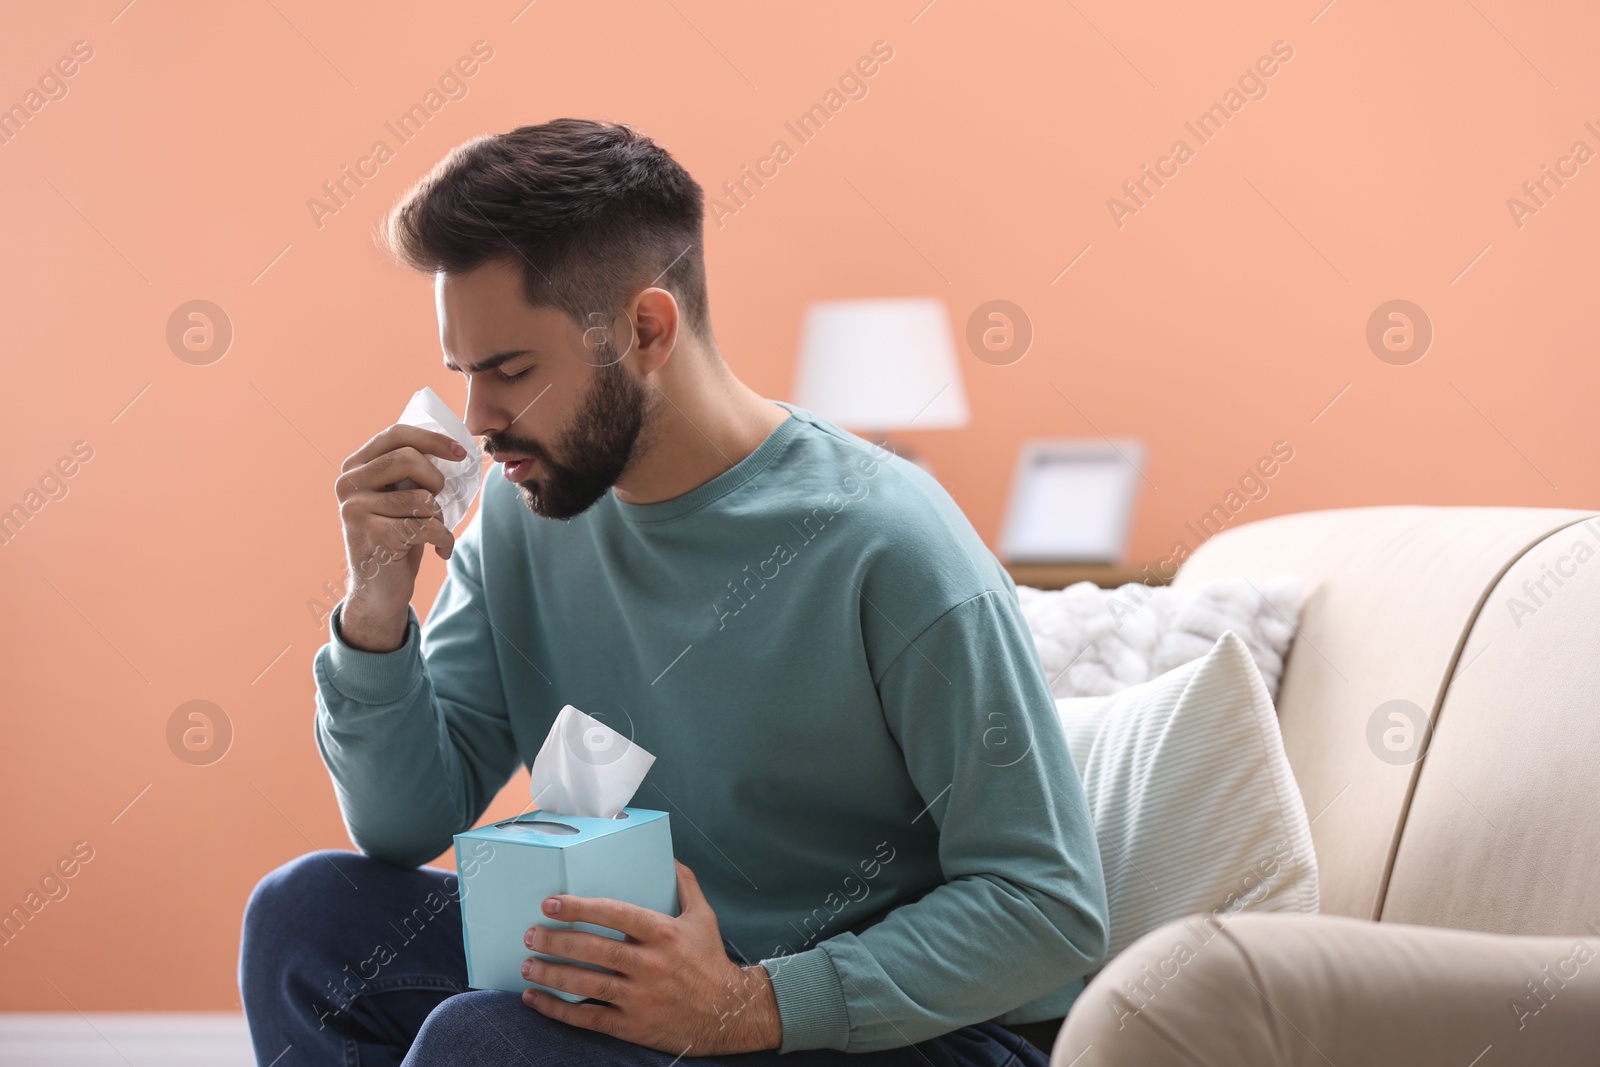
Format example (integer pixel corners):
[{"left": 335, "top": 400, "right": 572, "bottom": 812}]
[
  {"left": 408, "top": 990, "right": 531, "bottom": 1060},
  {"left": 239, "top": 850, "right": 377, "bottom": 987},
  {"left": 244, "top": 850, "right": 373, "bottom": 930}
]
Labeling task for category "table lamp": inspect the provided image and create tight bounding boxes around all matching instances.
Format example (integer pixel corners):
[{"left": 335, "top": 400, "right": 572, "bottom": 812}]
[{"left": 791, "top": 297, "right": 970, "bottom": 472}]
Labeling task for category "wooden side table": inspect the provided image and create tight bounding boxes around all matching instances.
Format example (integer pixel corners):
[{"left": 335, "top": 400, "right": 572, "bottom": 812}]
[{"left": 1003, "top": 562, "right": 1170, "bottom": 590}]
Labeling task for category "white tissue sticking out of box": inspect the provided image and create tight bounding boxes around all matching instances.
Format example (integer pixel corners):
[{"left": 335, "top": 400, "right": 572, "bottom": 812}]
[
  {"left": 393, "top": 386, "right": 483, "bottom": 530},
  {"left": 529, "top": 705, "right": 656, "bottom": 819}
]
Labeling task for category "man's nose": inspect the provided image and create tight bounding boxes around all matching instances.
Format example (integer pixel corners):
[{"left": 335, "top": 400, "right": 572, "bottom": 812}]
[{"left": 462, "top": 378, "right": 503, "bottom": 441}]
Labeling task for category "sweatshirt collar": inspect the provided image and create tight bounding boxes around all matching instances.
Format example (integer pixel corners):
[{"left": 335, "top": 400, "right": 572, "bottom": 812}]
[{"left": 611, "top": 402, "right": 807, "bottom": 525}]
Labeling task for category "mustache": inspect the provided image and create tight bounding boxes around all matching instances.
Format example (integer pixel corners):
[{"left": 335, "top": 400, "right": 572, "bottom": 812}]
[{"left": 484, "top": 434, "right": 553, "bottom": 464}]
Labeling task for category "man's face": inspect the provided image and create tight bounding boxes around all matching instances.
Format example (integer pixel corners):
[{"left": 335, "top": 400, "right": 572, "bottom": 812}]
[{"left": 437, "top": 260, "right": 651, "bottom": 520}]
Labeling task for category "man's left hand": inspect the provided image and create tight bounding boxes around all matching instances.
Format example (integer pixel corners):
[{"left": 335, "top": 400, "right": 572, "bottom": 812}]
[{"left": 521, "top": 859, "right": 783, "bottom": 1055}]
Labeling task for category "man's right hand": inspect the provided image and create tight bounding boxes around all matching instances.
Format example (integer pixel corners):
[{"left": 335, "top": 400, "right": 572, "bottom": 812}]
[{"left": 334, "top": 424, "right": 470, "bottom": 652}]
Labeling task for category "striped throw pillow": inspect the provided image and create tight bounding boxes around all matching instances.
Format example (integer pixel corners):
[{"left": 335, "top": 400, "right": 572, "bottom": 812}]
[{"left": 1058, "top": 629, "right": 1319, "bottom": 963}]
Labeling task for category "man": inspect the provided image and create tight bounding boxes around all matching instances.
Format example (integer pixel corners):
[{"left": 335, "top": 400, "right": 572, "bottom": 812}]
[{"left": 239, "top": 118, "right": 1108, "bottom": 1066}]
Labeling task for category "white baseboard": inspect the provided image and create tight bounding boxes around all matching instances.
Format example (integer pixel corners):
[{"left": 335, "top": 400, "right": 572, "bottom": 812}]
[{"left": 0, "top": 1014, "right": 254, "bottom": 1066}]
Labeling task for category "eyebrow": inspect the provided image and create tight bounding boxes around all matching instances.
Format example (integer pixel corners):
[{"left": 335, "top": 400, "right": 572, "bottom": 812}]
[{"left": 444, "top": 349, "right": 536, "bottom": 374}]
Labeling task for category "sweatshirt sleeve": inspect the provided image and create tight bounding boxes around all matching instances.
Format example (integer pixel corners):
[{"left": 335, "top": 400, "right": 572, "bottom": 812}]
[
  {"left": 759, "top": 589, "right": 1110, "bottom": 1053},
  {"left": 312, "top": 509, "right": 520, "bottom": 868}
]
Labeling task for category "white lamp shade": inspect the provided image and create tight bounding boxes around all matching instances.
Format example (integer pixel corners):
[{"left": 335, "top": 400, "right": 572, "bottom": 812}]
[{"left": 792, "top": 297, "right": 970, "bottom": 431}]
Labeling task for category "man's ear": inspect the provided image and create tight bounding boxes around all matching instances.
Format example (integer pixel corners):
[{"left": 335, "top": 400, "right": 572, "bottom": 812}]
[{"left": 628, "top": 287, "right": 679, "bottom": 376}]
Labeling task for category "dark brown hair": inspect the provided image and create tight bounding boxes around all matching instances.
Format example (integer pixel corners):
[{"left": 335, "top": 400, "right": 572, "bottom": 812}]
[{"left": 383, "top": 118, "right": 711, "bottom": 340}]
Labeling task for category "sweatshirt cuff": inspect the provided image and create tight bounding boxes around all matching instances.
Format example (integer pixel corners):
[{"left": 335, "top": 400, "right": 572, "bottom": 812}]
[
  {"left": 321, "top": 600, "right": 424, "bottom": 705},
  {"left": 760, "top": 946, "right": 851, "bottom": 1052}
]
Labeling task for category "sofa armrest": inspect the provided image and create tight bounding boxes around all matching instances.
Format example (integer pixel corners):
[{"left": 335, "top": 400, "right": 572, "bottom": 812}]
[{"left": 1053, "top": 913, "right": 1600, "bottom": 1066}]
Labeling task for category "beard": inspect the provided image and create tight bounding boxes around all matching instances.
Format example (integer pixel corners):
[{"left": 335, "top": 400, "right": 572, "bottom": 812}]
[{"left": 489, "top": 357, "right": 651, "bottom": 520}]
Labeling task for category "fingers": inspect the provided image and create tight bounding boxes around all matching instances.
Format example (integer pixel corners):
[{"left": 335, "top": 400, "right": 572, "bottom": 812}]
[
  {"left": 336, "top": 445, "right": 449, "bottom": 498},
  {"left": 544, "top": 894, "right": 670, "bottom": 944},
  {"left": 347, "top": 512, "right": 456, "bottom": 572},
  {"left": 389, "top": 514, "right": 455, "bottom": 558},
  {"left": 525, "top": 927, "right": 643, "bottom": 975},
  {"left": 343, "top": 425, "right": 466, "bottom": 473},
  {"left": 354, "top": 487, "right": 443, "bottom": 523},
  {"left": 522, "top": 955, "right": 628, "bottom": 1004}
]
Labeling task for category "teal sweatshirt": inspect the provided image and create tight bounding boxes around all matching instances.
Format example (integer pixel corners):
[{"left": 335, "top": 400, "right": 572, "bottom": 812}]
[{"left": 312, "top": 403, "right": 1109, "bottom": 1053}]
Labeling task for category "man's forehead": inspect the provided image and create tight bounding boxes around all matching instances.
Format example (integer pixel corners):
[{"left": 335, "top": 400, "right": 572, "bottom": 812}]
[{"left": 436, "top": 275, "right": 569, "bottom": 365}]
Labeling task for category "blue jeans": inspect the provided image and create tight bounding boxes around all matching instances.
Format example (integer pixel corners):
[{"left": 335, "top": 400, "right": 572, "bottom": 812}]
[{"left": 239, "top": 850, "right": 1050, "bottom": 1066}]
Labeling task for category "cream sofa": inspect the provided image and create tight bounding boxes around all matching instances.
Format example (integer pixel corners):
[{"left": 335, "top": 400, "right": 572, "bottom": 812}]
[{"left": 1052, "top": 505, "right": 1600, "bottom": 1066}]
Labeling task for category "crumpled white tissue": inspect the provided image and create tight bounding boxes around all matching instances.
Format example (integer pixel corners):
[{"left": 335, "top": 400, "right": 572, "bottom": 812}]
[
  {"left": 393, "top": 386, "right": 483, "bottom": 530},
  {"left": 529, "top": 705, "right": 655, "bottom": 819}
]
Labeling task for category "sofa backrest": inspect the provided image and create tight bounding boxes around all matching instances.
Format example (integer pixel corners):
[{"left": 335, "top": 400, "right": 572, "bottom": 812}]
[
  {"left": 1381, "top": 516, "right": 1600, "bottom": 936},
  {"left": 1173, "top": 506, "right": 1596, "bottom": 922}
]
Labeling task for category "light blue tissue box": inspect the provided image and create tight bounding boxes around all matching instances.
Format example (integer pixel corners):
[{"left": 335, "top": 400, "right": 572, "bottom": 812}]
[{"left": 453, "top": 807, "right": 679, "bottom": 1001}]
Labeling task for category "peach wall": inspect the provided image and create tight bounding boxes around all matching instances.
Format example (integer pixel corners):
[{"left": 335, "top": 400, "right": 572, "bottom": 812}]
[{"left": 2, "top": 0, "right": 1595, "bottom": 1010}]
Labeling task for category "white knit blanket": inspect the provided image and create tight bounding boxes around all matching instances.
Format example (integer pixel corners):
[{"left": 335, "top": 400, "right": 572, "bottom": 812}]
[{"left": 1015, "top": 575, "right": 1303, "bottom": 702}]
